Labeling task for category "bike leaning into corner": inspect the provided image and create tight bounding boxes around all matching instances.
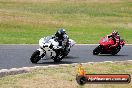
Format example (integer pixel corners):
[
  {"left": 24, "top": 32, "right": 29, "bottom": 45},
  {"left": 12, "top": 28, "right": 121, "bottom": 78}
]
[
  {"left": 93, "top": 30, "right": 125, "bottom": 55},
  {"left": 30, "top": 35, "right": 76, "bottom": 63}
]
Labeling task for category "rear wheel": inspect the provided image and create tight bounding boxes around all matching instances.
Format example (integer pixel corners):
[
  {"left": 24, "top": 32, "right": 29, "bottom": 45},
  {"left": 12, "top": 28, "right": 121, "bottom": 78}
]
[
  {"left": 53, "top": 50, "right": 65, "bottom": 62},
  {"left": 93, "top": 46, "right": 100, "bottom": 55},
  {"left": 64, "top": 48, "right": 70, "bottom": 57},
  {"left": 30, "top": 50, "right": 41, "bottom": 63},
  {"left": 111, "top": 46, "right": 121, "bottom": 55},
  {"left": 53, "top": 54, "right": 64, "bottom": 62}
]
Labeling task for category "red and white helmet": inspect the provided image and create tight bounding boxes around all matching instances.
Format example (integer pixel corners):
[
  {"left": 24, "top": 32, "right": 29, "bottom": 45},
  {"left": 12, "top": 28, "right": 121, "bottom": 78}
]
[{"left": 112, "top": 30, "right": 118, "bottom": 36}]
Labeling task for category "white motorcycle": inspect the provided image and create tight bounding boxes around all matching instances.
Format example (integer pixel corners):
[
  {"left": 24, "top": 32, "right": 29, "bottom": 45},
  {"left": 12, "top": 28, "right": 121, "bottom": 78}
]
[{"left": 30, "top": 36, "right": 76, "bottom": 63}]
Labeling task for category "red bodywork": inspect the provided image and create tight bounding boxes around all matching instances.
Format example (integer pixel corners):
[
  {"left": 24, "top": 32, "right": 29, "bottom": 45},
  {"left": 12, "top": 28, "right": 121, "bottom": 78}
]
[
  {"left": 100, "top": 37, "right": 114, "bottom": 47},
  {"left": 99, "top": 36, "right": 125, "bottom": 54},
  {"left": 99, "top": 37, "right": 114, "bottom": 52},
  {"left": 93, "top": 36, "right": 125, "bottom": 55}
]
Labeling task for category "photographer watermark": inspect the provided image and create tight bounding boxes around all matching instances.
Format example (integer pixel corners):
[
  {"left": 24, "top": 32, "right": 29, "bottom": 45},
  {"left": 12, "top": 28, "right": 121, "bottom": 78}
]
[{"left": 76, "top": 64, "right": 131, "bottom": 85}]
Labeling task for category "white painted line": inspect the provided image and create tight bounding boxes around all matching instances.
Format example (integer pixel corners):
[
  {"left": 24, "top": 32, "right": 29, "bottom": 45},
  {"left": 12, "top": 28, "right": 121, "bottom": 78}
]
[
  {"left": 0, "top": 69, "right": 8, "bottom": 72},
  {"left": 48, "top": 65, "right": 59, "bottom": 68},
  {"left": 10, "top": 68, "right": 18, "bottom": 71},
  {"left": 104, "top": 61, "right": 114, "bottom": 63},
  {"left": 71, "top": 63, "right": 79, "bottom": 65},
  {"left": 97, "top": 62, "right": 104, "bottom": 63},
  {"left": 88, "top": 62, "right": 95, "bottom": 64},
  {"left": 126, "top": 44, "right": 132, "bottom": 45},
  {"left": 81, "top": 63, "right": 88, "bottom": 65},
  {"left": 40, "top": 66, "right": 49, "bottom": 68},
  {"left": 59, "top": 64, "right": 70, "bottom": 66},
  {"left": 127, "top": 60, "right": 132, "bottom": 62}
]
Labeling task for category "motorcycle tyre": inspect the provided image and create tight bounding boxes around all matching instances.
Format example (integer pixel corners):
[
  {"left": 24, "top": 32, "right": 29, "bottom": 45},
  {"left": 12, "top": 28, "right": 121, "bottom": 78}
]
[{"left": 30, "top": 50, "right": 41, "bottom": 63}]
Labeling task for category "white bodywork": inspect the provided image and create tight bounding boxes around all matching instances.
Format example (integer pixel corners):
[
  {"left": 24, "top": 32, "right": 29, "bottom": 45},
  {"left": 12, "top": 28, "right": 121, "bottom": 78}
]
[{"left": 37, "top": 36, "right": 76, "bottom": 59}]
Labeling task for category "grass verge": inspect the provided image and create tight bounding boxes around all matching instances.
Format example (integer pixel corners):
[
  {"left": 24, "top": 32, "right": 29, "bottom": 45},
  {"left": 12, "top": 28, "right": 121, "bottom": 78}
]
[
  {"left": 0, "top": 0, "right": 132, "bottom": 44},
  {"left": 0, "top": 61, "right": 132, "bottom": 88}
]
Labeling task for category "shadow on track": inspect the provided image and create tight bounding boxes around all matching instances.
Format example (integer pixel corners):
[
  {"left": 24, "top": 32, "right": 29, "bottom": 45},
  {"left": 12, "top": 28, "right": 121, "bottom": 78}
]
[
  {"left": 37, "top": 61, "right": 77, "bottom": 65},
  {"left": 64, "top": 56, "right": 79, "bottom": 59},
  {"left": 36, "top": 56, "right": 78, "bottom": 65},
  {"left": 97, "top": 54, "right": 128, "bottom": 56}
]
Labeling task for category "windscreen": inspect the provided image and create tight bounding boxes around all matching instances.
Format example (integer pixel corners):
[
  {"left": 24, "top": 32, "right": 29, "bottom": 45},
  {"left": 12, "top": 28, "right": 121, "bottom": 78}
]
[
  {"left": 102, "top": 37, "right": 108, "bottom": 42},
  {"left": 44, "top": 36, "right": 52, "bottom": 43}
]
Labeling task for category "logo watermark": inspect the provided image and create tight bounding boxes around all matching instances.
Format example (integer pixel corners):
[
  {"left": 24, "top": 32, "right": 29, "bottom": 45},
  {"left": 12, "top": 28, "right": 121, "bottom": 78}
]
[{"left": 76, "top": 64, "right": 131, "bottom": 85}]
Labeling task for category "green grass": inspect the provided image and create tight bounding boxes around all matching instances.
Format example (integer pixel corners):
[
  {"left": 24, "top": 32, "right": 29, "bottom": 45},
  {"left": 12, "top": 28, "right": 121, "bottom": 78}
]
[
  {"left": 0, "top": 61, "right": 132, "bottom": 88},
  {"left": 0, "top": 0, "right": 132, "bottom": 44}
]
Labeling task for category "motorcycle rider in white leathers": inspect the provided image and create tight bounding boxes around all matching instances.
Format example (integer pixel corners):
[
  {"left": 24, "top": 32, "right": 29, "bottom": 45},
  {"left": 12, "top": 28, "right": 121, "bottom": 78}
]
[{"left": 53, "top": 28, "right": 69, "bottom": 54}]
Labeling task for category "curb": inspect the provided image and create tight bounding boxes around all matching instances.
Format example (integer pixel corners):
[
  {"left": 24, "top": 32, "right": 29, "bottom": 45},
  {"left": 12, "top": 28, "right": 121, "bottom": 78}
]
[
  {"left": 0, "top": 60, "right": 132, "bottom": 77},
  {"left": 0, "top": 68, "right": 29, "bottom": 77}
]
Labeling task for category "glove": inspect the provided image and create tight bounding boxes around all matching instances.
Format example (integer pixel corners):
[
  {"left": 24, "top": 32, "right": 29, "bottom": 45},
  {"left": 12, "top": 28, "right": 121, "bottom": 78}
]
[{"left": 109, "top": 46, "right": 111, "bottom": 49}]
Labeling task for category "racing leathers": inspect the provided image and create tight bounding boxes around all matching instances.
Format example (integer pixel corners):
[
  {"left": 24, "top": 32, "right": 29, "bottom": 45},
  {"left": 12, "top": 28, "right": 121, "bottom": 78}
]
[
  {"left": 54, "top": 33, "right": 69, "bottom": 48},
  {"left": 107, "top": 34, "right": 120, "bottom": 48}
]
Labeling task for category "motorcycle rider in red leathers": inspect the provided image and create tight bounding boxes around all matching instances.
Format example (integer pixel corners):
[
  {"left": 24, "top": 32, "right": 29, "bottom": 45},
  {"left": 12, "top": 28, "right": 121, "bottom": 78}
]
[{"left": 107, "top": 30, "right": 120, "bottom": 48}]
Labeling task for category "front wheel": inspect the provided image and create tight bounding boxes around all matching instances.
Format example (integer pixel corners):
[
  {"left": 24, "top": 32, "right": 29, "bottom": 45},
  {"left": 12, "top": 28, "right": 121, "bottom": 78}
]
[
  {"left": 93, "top": 46, "right": 100, "bottom": 55},
  {"left": 30, "top": 50, "right": 41, "bottom": 63}
]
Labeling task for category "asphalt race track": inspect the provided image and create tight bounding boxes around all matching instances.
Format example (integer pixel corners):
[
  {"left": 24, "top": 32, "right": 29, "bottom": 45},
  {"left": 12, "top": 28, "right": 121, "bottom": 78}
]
[{"left": 0, "top": 45, "right": 132, "bottom": 69}]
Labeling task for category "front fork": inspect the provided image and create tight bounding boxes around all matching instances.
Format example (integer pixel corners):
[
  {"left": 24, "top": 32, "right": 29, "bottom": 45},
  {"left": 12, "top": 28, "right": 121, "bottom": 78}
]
[{"left": 37, "top": 48, "right": 46, "bottom": 58}]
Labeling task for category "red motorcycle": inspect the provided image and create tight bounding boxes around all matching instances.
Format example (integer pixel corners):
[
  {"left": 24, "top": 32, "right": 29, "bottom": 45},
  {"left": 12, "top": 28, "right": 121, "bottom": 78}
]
[{"left": 93, "top": 36, "right": 125, "bottom": 55}]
